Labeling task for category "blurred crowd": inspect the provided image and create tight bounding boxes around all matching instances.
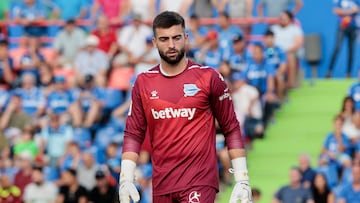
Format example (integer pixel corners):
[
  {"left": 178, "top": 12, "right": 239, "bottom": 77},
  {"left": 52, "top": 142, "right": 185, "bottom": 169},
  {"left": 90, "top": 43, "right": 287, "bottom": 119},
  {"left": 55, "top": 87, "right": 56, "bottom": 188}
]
[{"left": 0, "top": 0, "right": 306, "bottom": 203}]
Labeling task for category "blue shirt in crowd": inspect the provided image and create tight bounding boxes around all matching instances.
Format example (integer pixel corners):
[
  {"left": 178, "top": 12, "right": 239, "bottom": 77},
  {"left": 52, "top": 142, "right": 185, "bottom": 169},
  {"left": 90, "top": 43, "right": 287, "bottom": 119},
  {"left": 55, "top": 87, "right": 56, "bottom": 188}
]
[
  {"left": 338, "top": 182, "right": 360, "bottom": 203},
  {"left": 333, "top": 0, "right": 360, "bottom": 28},
  {"left": 228, "top": 49, "right": 252, "bottom": 72},
  {"left": 264, "top": 45, "right": 287, "bottom": 70},
  {"left": 13, "top": 87, "right": 45, "bottom": 116},
  {"left": 47, "top": 90, "right": 74, "bottom": 114},
  {"left": 243, "top": 59, "right": 276, "bottom": 95},
  {"left": 214, "top": 25, "right": 243, "bottom": 59},
  {"left": 323, "top": 132, "right": 352, "bottom": 157}
]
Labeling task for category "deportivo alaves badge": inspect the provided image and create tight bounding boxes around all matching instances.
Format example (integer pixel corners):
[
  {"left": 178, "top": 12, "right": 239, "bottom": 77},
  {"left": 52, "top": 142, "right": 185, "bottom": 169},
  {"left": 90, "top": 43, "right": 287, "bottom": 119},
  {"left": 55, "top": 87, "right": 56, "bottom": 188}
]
[{"left": 183, "top": 84, "right": 200, "bottom": 97}]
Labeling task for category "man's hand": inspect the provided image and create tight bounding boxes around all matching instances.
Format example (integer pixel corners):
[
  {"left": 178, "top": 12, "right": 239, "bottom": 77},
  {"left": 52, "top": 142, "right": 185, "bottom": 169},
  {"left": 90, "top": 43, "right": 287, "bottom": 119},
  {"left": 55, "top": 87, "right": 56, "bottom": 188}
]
[
  {"left": 229, "top": 157, "right": 253, "bottom": 203},
  {"left": 229, "top": 180, "right": 252, "bottom": 203},
  {"left": 119, "top": 160, "right": 140, "bottom": 203}
]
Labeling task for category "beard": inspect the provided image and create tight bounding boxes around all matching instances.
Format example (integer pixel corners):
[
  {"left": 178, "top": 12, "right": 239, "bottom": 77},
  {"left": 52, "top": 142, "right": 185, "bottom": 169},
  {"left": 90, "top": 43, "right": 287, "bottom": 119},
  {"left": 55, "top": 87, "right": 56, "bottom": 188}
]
[{"left": 158, "top": 47, "right": 185, "bottom": 65}]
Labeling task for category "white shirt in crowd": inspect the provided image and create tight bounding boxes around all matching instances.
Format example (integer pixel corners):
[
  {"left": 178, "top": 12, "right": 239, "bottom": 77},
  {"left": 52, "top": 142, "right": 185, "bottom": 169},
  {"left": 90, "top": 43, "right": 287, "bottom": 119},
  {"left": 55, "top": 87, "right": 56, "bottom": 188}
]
[
  {"left": 23, "top": 182, "right": 58, "bottom": 203},
  {"left": 271, "top": 23, "right": 303, "bottom": 51},
  {"left": 118, "top": 24, "right": 152, "bottom": 58},
  {"left": 232, "top": 84, "right": 263, "bottom": 125}
]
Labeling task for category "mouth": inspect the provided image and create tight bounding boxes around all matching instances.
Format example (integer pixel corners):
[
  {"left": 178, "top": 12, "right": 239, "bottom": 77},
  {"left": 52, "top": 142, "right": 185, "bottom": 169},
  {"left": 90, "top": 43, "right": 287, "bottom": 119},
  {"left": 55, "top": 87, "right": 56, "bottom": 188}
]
[{"left": 167, "top": 50, "right": 178, "bottom": 57}]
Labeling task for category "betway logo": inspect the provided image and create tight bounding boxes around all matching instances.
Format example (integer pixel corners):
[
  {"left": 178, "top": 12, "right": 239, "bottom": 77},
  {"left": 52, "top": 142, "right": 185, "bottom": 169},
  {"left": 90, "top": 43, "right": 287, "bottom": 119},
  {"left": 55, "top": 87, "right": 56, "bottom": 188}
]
[{"left": 151, "top": 108, "right": 196, "bottom": 120}]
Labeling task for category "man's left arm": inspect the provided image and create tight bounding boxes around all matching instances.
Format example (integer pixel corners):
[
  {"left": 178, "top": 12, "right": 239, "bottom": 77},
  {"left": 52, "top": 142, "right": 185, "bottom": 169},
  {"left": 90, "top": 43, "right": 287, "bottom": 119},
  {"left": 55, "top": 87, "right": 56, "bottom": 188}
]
[{"left": 209, "top": 70, "right": 252, "bottom": 203}]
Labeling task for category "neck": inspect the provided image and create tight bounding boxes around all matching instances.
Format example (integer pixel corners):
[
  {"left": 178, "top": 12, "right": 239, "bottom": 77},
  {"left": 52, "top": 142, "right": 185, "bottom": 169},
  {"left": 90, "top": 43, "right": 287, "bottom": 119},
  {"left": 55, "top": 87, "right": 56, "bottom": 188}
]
[
  {"left": 290, "top": 182, "right": 300, "bottom": 188},
  {"left": 160, "top": 57, "right": 188, "bottom": 76}
]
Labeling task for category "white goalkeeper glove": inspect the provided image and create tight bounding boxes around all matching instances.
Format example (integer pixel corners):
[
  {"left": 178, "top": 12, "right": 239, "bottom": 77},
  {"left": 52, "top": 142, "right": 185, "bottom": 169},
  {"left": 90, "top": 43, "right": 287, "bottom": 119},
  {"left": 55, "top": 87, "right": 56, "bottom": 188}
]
[
  {"left": 119, "top": 160, "right": 140, "bottom": 203},
  {"left": 229, "top": 157, "right": 252, "bottom": 203}
]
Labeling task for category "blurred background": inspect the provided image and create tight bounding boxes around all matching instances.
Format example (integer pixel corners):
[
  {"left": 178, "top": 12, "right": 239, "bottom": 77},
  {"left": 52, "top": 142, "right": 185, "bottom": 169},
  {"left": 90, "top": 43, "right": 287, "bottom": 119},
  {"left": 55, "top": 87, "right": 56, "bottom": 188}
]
[{"left": 0, "top": 0, "right": 360, "bottom": 203}]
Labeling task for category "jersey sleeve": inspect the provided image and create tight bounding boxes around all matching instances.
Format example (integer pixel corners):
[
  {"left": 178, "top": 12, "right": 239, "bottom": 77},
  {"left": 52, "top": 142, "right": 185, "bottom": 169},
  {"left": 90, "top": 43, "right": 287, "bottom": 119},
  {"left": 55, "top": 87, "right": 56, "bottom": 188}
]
[
  {"left": 122, "top": 78, "right": 147, "bottom": 154},
  {"left": 209, "top": 70, "right": 244, "bottom": 150}
]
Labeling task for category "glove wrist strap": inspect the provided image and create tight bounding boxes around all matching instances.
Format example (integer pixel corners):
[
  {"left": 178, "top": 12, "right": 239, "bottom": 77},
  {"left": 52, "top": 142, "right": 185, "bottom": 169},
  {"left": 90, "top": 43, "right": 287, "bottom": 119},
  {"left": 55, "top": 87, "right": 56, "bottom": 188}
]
[
  {"left": 230, "top": 157, "right": 249, "bottom": 182},
  {"left": 120, "top": 159, "right": 137, "bottom": 183}
]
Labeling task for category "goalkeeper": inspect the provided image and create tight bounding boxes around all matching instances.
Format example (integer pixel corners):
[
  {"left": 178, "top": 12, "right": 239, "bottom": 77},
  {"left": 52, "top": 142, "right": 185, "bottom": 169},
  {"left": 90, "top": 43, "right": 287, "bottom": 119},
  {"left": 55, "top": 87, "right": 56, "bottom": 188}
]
[{"left": 119, "top": 11, "right": 252, "bottom": 203}]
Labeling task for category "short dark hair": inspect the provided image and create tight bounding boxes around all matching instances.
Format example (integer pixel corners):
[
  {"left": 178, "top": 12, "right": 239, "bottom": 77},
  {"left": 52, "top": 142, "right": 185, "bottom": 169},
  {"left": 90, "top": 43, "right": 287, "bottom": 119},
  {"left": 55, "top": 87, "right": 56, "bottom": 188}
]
[
  {"left": 283, "top": 10, "right": 294, "bottom": 20},
  {"left": 65, "top": 168, "right": 77, "bottom": 177},
  {"left": 264, "top": 29, "right": 274, "bottom": 37},
  {"left": 152, "top": 11, "right": 185, "bottom": 36}
]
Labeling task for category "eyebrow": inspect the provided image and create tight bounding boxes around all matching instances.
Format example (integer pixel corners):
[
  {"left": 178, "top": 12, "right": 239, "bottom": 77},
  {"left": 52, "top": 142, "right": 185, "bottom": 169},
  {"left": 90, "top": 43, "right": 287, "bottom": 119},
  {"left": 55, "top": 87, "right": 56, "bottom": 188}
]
[{"left": 158, "top": 34, "right": 183, "bottom": 40}]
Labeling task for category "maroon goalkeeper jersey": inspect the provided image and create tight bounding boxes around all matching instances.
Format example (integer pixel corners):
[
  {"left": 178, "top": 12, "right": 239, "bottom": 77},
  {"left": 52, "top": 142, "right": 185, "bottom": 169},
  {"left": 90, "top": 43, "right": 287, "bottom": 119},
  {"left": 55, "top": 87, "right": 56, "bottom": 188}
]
[{"left": 123, "top": 60, "right": 244, "bottom": 195}]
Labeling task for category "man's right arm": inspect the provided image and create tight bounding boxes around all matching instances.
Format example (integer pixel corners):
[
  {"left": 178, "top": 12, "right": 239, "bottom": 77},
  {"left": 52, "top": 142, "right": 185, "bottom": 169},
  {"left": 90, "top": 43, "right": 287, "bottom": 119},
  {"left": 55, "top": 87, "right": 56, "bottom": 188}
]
[{"left": 120, "top": 78, "right": 146, "bottom": 203}]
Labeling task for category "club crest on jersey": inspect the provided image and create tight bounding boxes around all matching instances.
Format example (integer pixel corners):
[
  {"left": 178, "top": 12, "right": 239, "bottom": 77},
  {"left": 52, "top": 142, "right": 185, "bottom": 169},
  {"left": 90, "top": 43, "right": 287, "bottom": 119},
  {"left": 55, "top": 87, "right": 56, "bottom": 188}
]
[
  {"left": 183, "top": 84, "right": 200, "bottom": 97},
  {"left": 188, "top": 191, "right": 201, "bottom": 203},
  {"left": 150, "top": 90, "right": 159, "bottom": 100}
]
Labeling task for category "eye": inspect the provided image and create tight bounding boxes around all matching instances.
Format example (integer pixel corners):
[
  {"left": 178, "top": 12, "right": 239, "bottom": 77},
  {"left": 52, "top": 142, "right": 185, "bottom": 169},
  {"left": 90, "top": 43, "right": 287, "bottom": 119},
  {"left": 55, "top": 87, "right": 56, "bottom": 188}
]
[
  {"left": 159, "top": 37, "right": 168, "bottom": 42},
  {"left": 174, "top": 36, "right": 182, "bottom": 41}
]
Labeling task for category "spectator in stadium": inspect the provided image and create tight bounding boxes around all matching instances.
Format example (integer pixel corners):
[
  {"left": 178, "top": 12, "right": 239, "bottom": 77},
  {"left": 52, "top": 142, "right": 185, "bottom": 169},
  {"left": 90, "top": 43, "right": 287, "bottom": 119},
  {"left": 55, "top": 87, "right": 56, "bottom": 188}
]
[
  {"left": 23, "top": 166, "right": 58, "bottom": 203},
  {"left": 322, "top": 114, "right": 352, "bottom": 168},
  {"left": 0, "top": 174, "right": 22, "bottom": 203},
  {"left": 107, "top": 52, "right": 134, "bottom": 96},
  {"left": 263, "top": 29, "right": 287, "bottom": 101},
  {"left": 228, "top": 34, "right": 251, "bottom": 73},
  {"left": 57, "top": 168, "right": 88, "bottom": 203},
  {"left": 271, "top": 10, "right": 304, "bottom": 89},
  {"left": 311, "top": 172, "right": 331, "bottom": 203},
  {"left": 214, "top": 0, "right": 254, "bottom": 36},
  {"left": 316, "top": 153, "right": 339, "bottom": 190},
  {"left": 0, "top": 93, "right": 32, "bottom": 149},
  {"left": 337, "top": 164, "right": 360, "bottom": 202},
  {"left": 88, "top": 169, "right": 118, "bottom": 203},
  {"left": 77, "top": 152, "right": 99, "bottom": 191},
  {"left": 0, "top": 39, "right": 14, "bottom": 88},
  {"left": 273, "top": 167, "right": 314, "bottom": 203},
  {"left": 195, "top": 30, "right": 225, "bottom": 69},
  {"left": 190, "top": 0, "right": 217, "bottom": 18},
  {"left": 91, "top": 15, "right": 118, "bottom": 58},
  {"left": 13, "top": 126, "right": 38, "bottom": 159},
  {"left": 159, "top": 0, "right": 193, "bottom": 17},
  {"left": 327, "top": 0, "right": 359, "bottom": 78},
  {"left": 73, "top": 74, "right": 105, "bottom": 128},
  {"left": 90, "top": 0, "right": 125, "bottom": 24},
  {"left": 231, "top": 72, "right": 264, "bottom": 140},
  {"left": 39, "top": 113, "right": 74, "bottom": 167},
  {"left": 298, "top": 153, "right": 316, "bottom": 188},
  {"left": 38, "top": 62, "right": 54, "bottom": 95},
  {"left": 59, "top": 142, "right": 82, "bottom": 172},
  {"left": 242, "top": 42, "right": 278, "bottom": 127},
  {"left": 14, "top": 73, "right": 46, "bottom": 117},
  {"left": 104, "top": 142, "right": 121, "bottom": 179},
  {"left": 121, "top": 0, "right": 156, "bottom": 22},
  {"left": 74, "top": 35, "right": 109, "bottom": 87},
  {"left": 341, "top": 96, "right": 355, "bottom": 127},
  {"left": 0, "top": 157, "right": 19, "bottom": 182},
  {"left": 52, "top": 0, "right": 87, "bottom": 21},
  {"left": 53, "top": 19, "right": 87, "bottom": 64},
  {"left": 214, "top": 12, "right": 243, "bottom": 60},
  {"left": 46, "top": 75, "right": 82, "bottom": 126},
  {"left": 19, "top": 37, "right": 45, "bottom": 81},
  {"left": 13, "top": 151, "right": 34, "bottom": 199},
  {"left": 186, "top": 14, "right": 208, "bottom": 59},
  {"left": 13, "top": 0, "right": 47, "bottom": 38},
  {"left": 342, "top": 112, "right": 360, "bottom": 148},
  {"left": 257, "top": 0, "right": 303, "bottom": 19},
  {"left": 133, "top": 35, "right": 159, "bottom": 75},
  {"left": 117, "top": 13, "right": 152, "bottom": 61}
]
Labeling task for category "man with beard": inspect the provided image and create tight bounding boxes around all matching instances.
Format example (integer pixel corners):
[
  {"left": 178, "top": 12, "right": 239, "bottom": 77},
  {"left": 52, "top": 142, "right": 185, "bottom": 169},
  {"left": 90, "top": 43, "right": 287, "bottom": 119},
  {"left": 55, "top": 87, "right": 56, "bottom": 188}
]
[
  {"left": 23, "top": 166, "right": 58, "bottom": 203},
  {"left": 119, "top": 11, "right": 252, "bottom": 203}
]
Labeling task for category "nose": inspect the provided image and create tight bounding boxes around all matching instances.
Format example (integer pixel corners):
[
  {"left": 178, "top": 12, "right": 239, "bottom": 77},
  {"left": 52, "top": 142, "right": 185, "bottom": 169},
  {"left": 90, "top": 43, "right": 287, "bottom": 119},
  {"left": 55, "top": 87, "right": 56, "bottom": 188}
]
[{"left": 168, "top": 38, "right": 175, "bottom": 49}]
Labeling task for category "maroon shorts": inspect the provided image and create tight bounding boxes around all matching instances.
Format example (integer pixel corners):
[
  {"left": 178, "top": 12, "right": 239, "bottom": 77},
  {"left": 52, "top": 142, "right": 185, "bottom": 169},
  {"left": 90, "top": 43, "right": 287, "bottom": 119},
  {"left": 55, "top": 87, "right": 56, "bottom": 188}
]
[{"left": 153, "top": 185, "right": 217, "bottom": 203}]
